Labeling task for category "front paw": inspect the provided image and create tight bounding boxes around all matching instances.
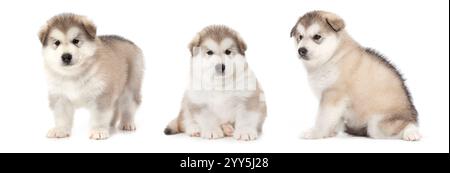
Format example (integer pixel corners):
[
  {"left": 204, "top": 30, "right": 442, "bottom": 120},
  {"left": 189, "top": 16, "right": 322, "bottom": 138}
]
[
  {"left": 119, "top": 122, "right": 136, "bottom": 131},
  {"left": 89, "top": 129, "right": 110, "bottom": 140},
  {"left": 221, "top": 123, "right": 234, "bottom": 137},
  {"left": 233, "top": 128, "right": 258, "bottom": 141},
  {"left": 185, "top": 124, "right": 201, "bottom": 137},
  {"left": 47, "top": 127, "right": 71, "bottom": 138},
  {"left": 301, "top": 128, "right": 336, "bottom": 139},
  {"left": 201, "top": 128, "right": 224, "bottom": 139}
]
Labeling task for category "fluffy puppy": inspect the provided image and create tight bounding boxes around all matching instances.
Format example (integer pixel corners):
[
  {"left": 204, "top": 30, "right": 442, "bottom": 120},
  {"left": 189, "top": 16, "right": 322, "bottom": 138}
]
[
  {"left": 164, "top": 25, "right": 267, "bottom": 141},
  {"left": 290, "top": 11, "right": 421, "bottom": 141},
  {"left": 39, "top": 13, "right": 144, "bottom": 140}
]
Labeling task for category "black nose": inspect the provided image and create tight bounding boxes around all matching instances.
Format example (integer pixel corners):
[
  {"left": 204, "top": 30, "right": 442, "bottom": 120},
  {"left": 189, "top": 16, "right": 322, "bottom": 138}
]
[
  {"left": 215, "top": 63, "right": 225, "bottom": 74},
  {"left": 298, "top": 47, "right": 308, "bottom": 57},
  {"left": 61, "top": 53, "right": 72, "bottom": 65}
]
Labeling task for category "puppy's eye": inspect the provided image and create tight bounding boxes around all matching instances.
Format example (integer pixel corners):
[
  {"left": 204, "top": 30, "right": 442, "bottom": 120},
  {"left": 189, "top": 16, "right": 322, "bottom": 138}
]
[
  {"left": 72, "top": 39, "right": 80, "bottom": 45},
  {"left": 313, "top": 34, "right": 322, "bottom": 40},
  {"left": 299, "top": 35, "right": 303, "bottom": 40},
  {"left": 54, "top": 40, "right": 60, "bottom": 46},
  {"left": 225, "top": 49, "right": 231, "bottom": 55},
  {"left": 206, "top": 50, "right": 214, "bottom": 55}
]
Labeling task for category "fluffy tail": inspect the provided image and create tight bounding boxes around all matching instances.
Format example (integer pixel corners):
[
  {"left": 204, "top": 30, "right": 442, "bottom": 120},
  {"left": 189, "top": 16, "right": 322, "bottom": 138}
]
[{"left": 164, "top": 116, "right": 181, "bottom": 135}]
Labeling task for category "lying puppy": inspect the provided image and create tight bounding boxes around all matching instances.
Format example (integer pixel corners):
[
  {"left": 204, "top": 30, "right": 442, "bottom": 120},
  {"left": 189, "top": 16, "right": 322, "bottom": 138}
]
[
  {"left": 290, "top": 11, "right": 421, "bottom": 141},
  {"left": 164, "top": 25, "right": 267, "bottom": 141},
  {"left": 39, "top": 13, "right": 144, "bottom": 140}
]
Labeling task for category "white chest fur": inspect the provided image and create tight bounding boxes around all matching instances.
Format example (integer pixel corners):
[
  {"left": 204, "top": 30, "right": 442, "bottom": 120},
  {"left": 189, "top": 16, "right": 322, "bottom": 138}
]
[
  {"left": 307, "top": 64, "right": 339, "bottom": 98},
  {"left": 186, "top": 90, "right": 253, "bottom": 122},
  {"left": 47, "top": 74, "right": 105, "bottom": 107}
]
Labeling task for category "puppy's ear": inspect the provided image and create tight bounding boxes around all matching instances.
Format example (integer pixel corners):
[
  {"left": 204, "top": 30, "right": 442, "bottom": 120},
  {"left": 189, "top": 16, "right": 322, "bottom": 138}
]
[
  {"left": 188, "top": 34, "right": 201, "bottom": 56},
  {"left": 290, "top": 23, "right": 298, "bottom": 38},
  {"left": 324, "top": 13, "right": 345, "bottom": 32},
  {"left": 81, "top": 17, "right": 97, "bottom": 39},
  {"left": 191, "top": 47, "right": 201, "bottom": 57},
  {"left": 38, "top": 25, "right": 49, "bottom": 45},
  {"left": 235, "top": 35, "right": 247, "bottom": 56}
]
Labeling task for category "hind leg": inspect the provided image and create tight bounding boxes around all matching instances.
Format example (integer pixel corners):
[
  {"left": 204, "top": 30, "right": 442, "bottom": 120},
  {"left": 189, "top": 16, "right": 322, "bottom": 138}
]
[
  {"left": 118, "top": 90, "right": 138, "bottom": 131},
  {"left": 401, "top": 124, "right": 421, "bottom": 141},
  {"left": 368, "top": 116, "right": 421, "bottom": 141}
]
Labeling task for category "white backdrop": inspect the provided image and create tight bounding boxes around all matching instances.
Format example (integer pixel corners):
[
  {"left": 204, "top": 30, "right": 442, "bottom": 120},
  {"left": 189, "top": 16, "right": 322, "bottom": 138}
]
[{"left": 0, "top": 0, "right": 448, "bottom": 153}]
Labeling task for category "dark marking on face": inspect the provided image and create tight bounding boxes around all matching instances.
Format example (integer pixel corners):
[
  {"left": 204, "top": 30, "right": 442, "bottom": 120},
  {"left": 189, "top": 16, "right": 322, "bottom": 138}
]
[
  {"left": 38, "top": 13, "right": 97, "bottom": 46},
  {"left": 189, "top": 25, "right": 247, "bottom": 56},
  {"left": 290, "top": 11, "right": 346, "bottom": 39}
]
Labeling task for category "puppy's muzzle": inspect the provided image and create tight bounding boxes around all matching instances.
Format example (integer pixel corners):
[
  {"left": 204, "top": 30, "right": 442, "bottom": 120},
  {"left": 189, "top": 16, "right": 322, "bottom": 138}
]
[
  {"left": 298, "top": 47, "right": 309, "bottom": 60},
  {"left": 215, "top": 63, "right": 226, "bottom": 75},
  {"left": 61, "top": 53, "right": 72, "bottom": 65}
]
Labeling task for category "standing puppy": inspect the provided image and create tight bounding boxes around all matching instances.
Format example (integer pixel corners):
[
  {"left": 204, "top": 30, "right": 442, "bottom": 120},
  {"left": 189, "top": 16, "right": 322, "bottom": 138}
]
[
  {"left": 164, "top": 25, "right": 267, "bottom": 141},
  {"left": 39, "top": 13, "right": 144, "bottom": 140},
  {"left": 290, "top": 11, "right": 421, "bottom": 141}
]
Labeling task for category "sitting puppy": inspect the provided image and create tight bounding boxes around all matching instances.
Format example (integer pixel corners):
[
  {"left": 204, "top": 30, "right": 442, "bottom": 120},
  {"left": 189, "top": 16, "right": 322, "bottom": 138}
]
[
  {"left": 39, "top": 13, "right": 144, "bottom": 140},
  {"left": 290, "top": 11, "right": 421, "bottom": 141},
  {"left": 164, "top": 25, "right": 267, "bottom": 141}
]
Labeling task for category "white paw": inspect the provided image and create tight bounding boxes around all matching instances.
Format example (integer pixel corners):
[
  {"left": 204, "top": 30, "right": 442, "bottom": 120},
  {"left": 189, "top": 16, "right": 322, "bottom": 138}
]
[
  {"left": 221, "top": 124, "right": 234, "bottom": 137},
  {"left": 47, "top": 128, "right": 71, "bottom": 138},
  {"left": 301, "top": 128, "right": 335, "bottom": 139},
  {"left": 301, "top": 129, "right": 317, "bottom": 139},
  {"left": 119, "top": 122, "right": 136, "bottom": 131},
  {"left": 201, "top": 128, "right": 224, "bottom": 139},
  {"left": 402, "top": 125, "right": 421, "bottom": 141},
  {"left": 233, "top": 129, "right": 258, "bottom": 141},
  {"left": 186, "top": 124, "right": 201, "bottom": 137},
  {"left": 89, "top": 130, "right": 110, "bottom": 140}
]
